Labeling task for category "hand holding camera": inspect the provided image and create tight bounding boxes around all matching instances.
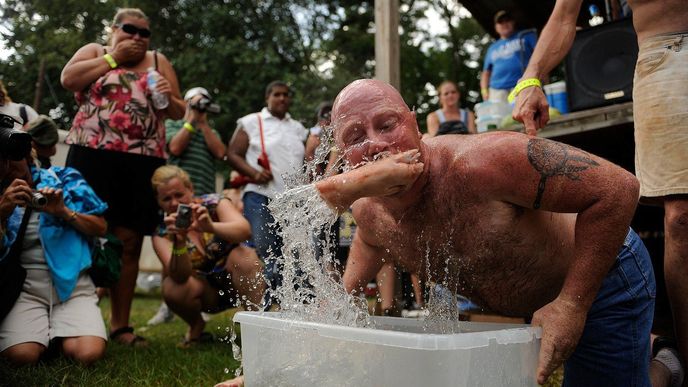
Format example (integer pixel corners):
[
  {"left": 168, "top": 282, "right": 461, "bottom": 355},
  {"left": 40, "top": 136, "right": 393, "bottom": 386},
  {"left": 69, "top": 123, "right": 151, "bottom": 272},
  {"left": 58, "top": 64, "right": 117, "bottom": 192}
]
[{"left": 0, "top": 179, "right": 32, "bottom": 219}]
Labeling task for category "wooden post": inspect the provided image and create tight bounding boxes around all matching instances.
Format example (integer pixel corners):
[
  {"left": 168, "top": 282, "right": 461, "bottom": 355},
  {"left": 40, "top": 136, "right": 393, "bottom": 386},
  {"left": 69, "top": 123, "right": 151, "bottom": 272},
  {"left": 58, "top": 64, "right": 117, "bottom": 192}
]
[
  {"left": 374, "top": 0, "right": 400, "bottom": 90},
  {"left": 33, "top": 57, "right": 45, "bottom": 111}
]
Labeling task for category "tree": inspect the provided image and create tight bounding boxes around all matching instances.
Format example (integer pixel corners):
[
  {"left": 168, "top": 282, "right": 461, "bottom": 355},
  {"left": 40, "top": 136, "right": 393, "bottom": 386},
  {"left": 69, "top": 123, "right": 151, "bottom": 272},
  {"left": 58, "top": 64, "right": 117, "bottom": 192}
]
[{"left": 0, "top": 0, "right": 489, "bottom": 136}]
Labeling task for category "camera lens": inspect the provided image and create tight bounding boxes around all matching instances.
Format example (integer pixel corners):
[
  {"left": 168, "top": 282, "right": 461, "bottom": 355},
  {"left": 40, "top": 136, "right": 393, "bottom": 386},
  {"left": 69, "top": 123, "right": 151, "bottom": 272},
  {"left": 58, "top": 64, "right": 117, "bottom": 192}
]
[
  {"left": 31, "top": 191, "right": 47, "bottom": 209},
  {"left": 0, "top": 126, "right": 32, "bottom": 161}
]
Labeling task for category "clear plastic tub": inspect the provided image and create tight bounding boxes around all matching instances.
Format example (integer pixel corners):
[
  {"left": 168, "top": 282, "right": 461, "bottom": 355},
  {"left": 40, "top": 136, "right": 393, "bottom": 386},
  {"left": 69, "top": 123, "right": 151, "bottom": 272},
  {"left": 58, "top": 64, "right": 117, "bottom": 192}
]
[{"left": 234, "top": 311, "right": 541, "bottom": 387}]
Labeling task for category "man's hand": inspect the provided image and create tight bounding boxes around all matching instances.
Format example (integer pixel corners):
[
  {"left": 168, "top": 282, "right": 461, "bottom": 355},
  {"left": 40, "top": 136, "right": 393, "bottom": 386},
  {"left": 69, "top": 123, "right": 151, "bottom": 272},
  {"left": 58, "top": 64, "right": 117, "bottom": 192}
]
[
  {"left": 350, "top": 149, "right": 424, "bottom": 198},
  {"left": 512, "top": 86, "right": 550, "bottom": 136},
  {"left": 110, "top": 39, "right": 146, "bottom": 65},
  {"left": 0, "top": 179, "right": 32, "bottom": 218},
  {"left": 315, "top": 149, "right": 424, "bottom": 213},
  {"left": 531, "top": 296, "right": 587, "bottom": 385},
  {"left": 253, "top": 169, "right": 273, "bottom": 184}
]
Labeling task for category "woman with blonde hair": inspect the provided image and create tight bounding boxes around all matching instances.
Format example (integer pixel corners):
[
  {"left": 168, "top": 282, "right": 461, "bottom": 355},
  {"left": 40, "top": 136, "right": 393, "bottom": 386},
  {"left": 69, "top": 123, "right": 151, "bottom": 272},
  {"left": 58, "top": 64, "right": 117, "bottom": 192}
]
[
  {"left": 151, "top": 166, "right": 264, "bottom": 347},
  {"left": 61, "top": 8, "right": 184, "bottom": 346},
  {"left": 425, "top": 80, "right": 476, "bottom": 137}
]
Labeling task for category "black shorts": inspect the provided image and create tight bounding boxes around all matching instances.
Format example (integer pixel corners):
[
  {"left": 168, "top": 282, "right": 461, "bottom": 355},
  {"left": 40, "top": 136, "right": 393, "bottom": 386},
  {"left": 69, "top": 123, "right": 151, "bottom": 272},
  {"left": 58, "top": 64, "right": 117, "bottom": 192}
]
[{"left": 65, "top": 145, "right": 164, "bottom": 235}]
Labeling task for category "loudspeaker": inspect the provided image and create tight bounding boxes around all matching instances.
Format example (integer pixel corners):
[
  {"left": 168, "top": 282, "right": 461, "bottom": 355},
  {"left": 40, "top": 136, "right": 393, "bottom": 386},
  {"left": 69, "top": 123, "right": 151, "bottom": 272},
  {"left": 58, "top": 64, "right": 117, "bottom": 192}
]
[{"left": 565, "top": 17, "right": 638, "bottom": 112}]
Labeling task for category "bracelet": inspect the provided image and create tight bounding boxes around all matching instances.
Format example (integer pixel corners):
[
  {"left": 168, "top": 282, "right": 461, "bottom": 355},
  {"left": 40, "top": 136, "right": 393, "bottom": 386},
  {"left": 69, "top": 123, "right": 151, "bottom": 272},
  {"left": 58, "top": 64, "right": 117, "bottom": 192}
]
[
  {"left": 103, "top": 53, "right": 118, "bottom": 69},
  {"left": 507, "top": 78, "right": 542, "bottom": 104},
  {"left": 65, "top": 210, "right": 78, "bottom": 222},
  {"left": 481, "top": 88, "right": 488, "bottom": 95},
  {"left": 172, "top": 245, "right": 188, "bottom": 255},
  {"left": 183, "top": 122, "right": 196, "bottom": 134}
]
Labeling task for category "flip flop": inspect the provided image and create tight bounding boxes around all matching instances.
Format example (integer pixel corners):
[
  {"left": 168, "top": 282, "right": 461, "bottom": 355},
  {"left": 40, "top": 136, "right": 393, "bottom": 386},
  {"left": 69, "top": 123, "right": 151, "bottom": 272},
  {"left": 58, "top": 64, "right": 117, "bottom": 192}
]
[{"left": 110, "top": 326, "right": 148, "bottom": 347}]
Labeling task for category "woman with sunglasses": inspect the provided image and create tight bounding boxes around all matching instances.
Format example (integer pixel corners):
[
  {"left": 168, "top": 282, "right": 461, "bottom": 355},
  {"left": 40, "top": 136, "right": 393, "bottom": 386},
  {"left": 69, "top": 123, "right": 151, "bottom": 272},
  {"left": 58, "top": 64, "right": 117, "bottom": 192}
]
[{"left": 60, "top": 8, "right": 184, "bottom": 346}]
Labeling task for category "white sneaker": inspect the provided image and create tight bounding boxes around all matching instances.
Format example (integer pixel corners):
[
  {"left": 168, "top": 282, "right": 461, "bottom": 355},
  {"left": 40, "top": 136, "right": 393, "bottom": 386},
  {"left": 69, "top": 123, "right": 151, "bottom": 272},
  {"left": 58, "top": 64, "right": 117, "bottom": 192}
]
[
  {"left": 147, "top": 302, "right": 175, "bottom": 325},
  {"left": 201, "top": 312, "right": 212, "bottom": 322}
]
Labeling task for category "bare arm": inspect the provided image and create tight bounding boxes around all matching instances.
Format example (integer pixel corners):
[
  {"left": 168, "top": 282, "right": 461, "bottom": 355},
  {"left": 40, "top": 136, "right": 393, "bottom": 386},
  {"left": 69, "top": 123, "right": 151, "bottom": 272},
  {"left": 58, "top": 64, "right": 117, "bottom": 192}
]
[
  {"left": 193, "top": 199, "right": 251, "bottom": 243},
  {"left": 343, "top": 226, "right": 388, "bottom": 295},
  {"left": 467, "top": 111, "right": 476, "bottom": 134},
  {"left": 154, "top": 52, "right": 185, "bottom": 120},
  {"left": 512, "top": 0, "right": 583, "bottom": 134},
  {"left": 304, "top": 134, "right": 320, "bottom": 162},
  {"left": 61, "top": 43, "right": 112, "bottom": 92},
  {"left": 426, "top": 112, "right": 439, "bottom": 137},
  {"left": 314, "top": 150, "right": 424, "bottom": 214},
  {"left": 480, "top": 133, "right": 638, "bottom": 384},
  {"left": 199, "top": 124, "right": 227, "bottom": 159},
  {"left": 226, "top": 127, "right": 272, "bottom": 183},
  {"left": 480, "top": 71, "right": 491, "bottom": 100},
  {"left": 152, "top": 235, "right": 173, "bottom": 277},
  {"left": 37, "top": 187, "right": 107, "bottom": 237}
]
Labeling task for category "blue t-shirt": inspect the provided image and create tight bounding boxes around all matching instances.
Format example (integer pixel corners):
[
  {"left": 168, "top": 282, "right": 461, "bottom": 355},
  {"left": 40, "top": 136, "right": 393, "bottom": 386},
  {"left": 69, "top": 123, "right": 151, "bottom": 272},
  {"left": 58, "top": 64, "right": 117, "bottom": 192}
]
[{"left": 483, "top": 30, "right": 537, "bottom": 90}]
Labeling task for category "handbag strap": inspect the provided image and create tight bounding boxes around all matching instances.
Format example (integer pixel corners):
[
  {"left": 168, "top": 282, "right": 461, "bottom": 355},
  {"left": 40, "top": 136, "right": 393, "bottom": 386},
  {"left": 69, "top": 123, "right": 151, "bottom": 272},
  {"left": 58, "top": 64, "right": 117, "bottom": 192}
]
[
  {"left": 6, "top": 207, "right": 33, "bottom": 263},
  {"left": 257, "top": 113, "right": 267, "bottom": 155}
]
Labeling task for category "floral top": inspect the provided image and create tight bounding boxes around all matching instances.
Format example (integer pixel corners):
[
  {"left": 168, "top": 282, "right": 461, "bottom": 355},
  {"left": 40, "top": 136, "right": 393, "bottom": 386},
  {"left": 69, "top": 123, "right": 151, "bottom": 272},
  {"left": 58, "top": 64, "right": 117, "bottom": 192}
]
[
  {"left": 66, "top": 67, "right": 166, "bottom": 158},
  {"left": 156, "top": 194, "right": 236, "bottom": 274}
]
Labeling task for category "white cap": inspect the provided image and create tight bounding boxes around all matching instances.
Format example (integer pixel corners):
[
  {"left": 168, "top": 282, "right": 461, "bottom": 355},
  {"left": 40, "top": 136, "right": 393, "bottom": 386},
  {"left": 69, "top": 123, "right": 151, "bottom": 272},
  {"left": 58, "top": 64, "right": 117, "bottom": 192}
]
[{"left": 184, "top": 87, "right": 211, "bottom": 101}]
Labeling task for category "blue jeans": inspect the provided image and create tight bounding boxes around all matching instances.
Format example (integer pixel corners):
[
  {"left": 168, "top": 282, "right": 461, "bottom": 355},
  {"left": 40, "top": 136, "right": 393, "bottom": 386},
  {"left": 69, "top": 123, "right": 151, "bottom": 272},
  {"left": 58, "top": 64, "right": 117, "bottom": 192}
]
[
  {"left": 242, "top": 192, "right": 284, "bottom": 300},
  {"left": 564, "top": 228, "right": 656, "bottom": 387}
]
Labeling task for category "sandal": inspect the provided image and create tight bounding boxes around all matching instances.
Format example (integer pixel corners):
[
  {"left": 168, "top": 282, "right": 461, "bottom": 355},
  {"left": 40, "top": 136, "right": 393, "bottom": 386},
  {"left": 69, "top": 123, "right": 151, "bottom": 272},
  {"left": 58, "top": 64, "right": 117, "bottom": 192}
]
[
  {"left": 110, "top": 326, "right": 148, "bottom": 347},
  {"left": 177, "top": 331, "right": 214, "bottom": 349}
]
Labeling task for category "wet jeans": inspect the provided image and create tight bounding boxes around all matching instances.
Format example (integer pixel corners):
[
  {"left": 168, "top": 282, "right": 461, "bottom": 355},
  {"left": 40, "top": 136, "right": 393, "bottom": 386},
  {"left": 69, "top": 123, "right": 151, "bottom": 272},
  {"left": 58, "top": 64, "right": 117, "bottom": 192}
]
[
  {"left": 243, "top": 191, "right": 283, "bottom": 305},
  {"left": 564, "top": 228, "right": 656, "bottom": 387}
]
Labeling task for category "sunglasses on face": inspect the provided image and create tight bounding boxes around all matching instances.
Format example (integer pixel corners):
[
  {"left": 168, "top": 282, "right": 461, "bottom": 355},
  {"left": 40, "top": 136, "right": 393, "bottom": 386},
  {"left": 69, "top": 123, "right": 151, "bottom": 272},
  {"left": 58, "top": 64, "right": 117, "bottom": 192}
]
[{"left": 116, "top": 23, "right": 151, "bottom": 38}]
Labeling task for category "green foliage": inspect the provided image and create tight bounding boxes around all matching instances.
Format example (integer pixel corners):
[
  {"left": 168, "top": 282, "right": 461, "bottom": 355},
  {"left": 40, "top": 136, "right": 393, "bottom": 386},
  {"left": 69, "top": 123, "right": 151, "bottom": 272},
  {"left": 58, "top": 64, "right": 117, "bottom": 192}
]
[{"left": 0, "top": 0, "right": 491, "bottom": 137}]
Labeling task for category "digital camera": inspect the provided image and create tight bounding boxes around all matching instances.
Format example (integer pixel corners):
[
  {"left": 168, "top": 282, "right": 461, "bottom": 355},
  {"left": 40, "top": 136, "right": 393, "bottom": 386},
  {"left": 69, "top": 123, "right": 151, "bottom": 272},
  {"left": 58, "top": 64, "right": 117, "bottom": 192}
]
[
  {"left": 0, "top": 113, "right": 32, "bottom": 161},
  {"left": 30, "top": 191, "right": 47, "bottom": 209},
  {"left": 175, "top": 203, "right": 193, "bottom": 229},
  {"left": 190, "top": 97, "right": 221, "bottom": 114}
]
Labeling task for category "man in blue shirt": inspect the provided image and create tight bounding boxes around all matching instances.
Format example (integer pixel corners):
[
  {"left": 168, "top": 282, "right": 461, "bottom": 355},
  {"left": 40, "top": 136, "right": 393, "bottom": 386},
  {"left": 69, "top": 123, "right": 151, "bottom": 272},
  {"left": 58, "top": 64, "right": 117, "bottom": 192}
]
[{"left": 480, "top": 10, "right": 537, "bottom": 102}]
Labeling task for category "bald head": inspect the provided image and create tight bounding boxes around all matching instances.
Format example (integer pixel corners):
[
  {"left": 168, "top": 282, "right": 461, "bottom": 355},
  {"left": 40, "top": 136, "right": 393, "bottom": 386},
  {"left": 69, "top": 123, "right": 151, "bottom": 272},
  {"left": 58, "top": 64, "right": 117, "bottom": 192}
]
[
  {"left": 330, "top": 79, "right": 421, "bottom": 167},
  {"left": 332, "top": 79, "right": 409, "bottom": 125}
]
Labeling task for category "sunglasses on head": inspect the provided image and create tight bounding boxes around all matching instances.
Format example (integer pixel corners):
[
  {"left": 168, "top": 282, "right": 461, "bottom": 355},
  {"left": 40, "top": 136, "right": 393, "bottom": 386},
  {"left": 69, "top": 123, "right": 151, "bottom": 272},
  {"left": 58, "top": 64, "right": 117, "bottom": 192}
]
[{"left": 116, "top": 23, "right": 151, "bottom": 38}]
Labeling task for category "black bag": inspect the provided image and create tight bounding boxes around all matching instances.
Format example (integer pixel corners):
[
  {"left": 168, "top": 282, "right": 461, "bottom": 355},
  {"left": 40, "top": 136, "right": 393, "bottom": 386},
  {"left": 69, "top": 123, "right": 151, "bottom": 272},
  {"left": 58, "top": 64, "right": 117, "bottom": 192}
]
[
  {"left": 0, "top": 208, "right": 32, "bottom": 322},
  {"left": 89, "top": 233, "right": 123, "bottom": 288}
]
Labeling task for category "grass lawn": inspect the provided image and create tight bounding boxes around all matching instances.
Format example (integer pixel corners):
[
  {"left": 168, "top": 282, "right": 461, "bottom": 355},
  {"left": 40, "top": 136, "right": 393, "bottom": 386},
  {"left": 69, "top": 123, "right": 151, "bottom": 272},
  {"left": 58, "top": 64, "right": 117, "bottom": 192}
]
[
  {"left": 0, "top": 292, "right": 563, "bottom": 386},
  {"left": 0, "top": 293, "right": 241, "bottom": 386}
]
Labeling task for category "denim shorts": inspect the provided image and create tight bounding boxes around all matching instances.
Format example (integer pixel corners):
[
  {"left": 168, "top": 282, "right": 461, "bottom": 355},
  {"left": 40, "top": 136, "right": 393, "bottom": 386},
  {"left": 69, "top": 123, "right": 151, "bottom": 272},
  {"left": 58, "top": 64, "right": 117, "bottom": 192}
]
[
  {"left": 564, "top": 228, "right": 656, "bottom": 387},
  {"left": 242, "top": 191, "right": 283, "bottom": 291}
]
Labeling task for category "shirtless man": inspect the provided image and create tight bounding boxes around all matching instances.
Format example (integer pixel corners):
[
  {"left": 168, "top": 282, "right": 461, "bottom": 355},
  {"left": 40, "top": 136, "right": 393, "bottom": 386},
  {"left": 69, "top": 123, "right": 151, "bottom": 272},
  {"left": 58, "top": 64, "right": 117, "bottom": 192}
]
[
  {"left": 511, "top": 2, "right": 688, "bottom": 386},
  {"left": 313, "top": 79, "right": 654, "bottom": 386}
]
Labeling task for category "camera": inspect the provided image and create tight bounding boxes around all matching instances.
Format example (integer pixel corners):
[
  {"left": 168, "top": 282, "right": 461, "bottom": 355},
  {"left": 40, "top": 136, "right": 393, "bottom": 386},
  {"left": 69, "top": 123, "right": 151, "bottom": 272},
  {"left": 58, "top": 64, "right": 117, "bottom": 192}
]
[
  {"left": 0, "top": 113, "right": 32, "bottom": 161},
  {"left": 175, "top": 203, "right": 193, "bottom": 229},
  {"left": 190, "top": 97, "right": 220, "bottom": 114},
  {"left": 30, "top": 191, "right": 47, "bottom": 209}
]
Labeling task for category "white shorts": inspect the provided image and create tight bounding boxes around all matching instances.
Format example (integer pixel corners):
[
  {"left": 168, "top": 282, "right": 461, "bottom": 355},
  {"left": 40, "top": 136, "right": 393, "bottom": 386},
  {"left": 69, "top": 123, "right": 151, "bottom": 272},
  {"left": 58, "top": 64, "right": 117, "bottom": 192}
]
[{"left": 0, "top": 269, "right": 107, "bottom": 352}]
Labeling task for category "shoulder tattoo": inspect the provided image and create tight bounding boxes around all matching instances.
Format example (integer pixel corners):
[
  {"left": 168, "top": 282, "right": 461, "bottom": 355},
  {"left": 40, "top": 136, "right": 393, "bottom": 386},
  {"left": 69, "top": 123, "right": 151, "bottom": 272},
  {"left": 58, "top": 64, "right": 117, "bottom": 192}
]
[{"left": 527, "top": 138, "right": 599, "bottom": 209}]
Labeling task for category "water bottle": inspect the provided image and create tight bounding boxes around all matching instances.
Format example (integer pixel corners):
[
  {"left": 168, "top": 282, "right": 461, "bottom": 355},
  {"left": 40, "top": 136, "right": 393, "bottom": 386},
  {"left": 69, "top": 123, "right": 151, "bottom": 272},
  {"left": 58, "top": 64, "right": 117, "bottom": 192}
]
[
  {"left": 588, "top": 4, "right": 604, "bottom": 26},
  {"left": 146, "top": 67, "right": 169, "bottom": 110}
]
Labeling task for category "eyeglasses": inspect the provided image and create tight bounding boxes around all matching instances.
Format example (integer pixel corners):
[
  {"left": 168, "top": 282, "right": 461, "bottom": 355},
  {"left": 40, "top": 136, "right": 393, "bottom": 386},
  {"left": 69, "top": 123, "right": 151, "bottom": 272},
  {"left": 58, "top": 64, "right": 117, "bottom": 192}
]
[{"left": 116, "top": 23, "right": 151, "bottom": 38}]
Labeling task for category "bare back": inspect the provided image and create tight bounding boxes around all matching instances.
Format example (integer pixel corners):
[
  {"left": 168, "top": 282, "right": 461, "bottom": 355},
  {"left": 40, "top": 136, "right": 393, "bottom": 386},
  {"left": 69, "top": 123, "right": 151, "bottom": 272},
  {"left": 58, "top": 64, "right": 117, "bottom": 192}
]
[{"left": 629, "top": 0, "right": 688, "bottom": 42}]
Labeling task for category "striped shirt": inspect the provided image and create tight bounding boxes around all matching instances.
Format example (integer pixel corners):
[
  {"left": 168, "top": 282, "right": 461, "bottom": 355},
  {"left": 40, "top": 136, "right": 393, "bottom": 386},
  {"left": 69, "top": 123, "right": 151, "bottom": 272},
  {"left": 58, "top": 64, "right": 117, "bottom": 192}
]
[{"left": 165, "top": 120, "right": 218, "bottom": 195}]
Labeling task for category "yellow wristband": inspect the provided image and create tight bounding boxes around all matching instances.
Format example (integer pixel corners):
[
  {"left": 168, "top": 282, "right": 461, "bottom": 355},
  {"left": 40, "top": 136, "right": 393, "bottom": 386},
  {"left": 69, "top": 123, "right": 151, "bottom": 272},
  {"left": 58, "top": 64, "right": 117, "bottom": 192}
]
[
  {"left": 481, "top": 88, "right": 488, "bottom": 95},
  {"left": 183, "top": 122, "right": 196, "bottom": 134},
  {"left": 103, "top": 53, "right": 118, "bottom": 69},
  {"left": 172, "top": 245, "right": 188, "bottom": 255},
  {"left": 507, "top": 78, "right": 542, "bottom": 104}
]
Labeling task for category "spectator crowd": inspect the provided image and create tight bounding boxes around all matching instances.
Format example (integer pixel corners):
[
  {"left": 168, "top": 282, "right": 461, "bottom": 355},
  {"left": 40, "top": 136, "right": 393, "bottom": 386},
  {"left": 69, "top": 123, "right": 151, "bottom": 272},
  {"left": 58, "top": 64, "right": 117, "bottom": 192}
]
[{"left": 1, "top": 5, "right": 687, "bottom": 387}]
